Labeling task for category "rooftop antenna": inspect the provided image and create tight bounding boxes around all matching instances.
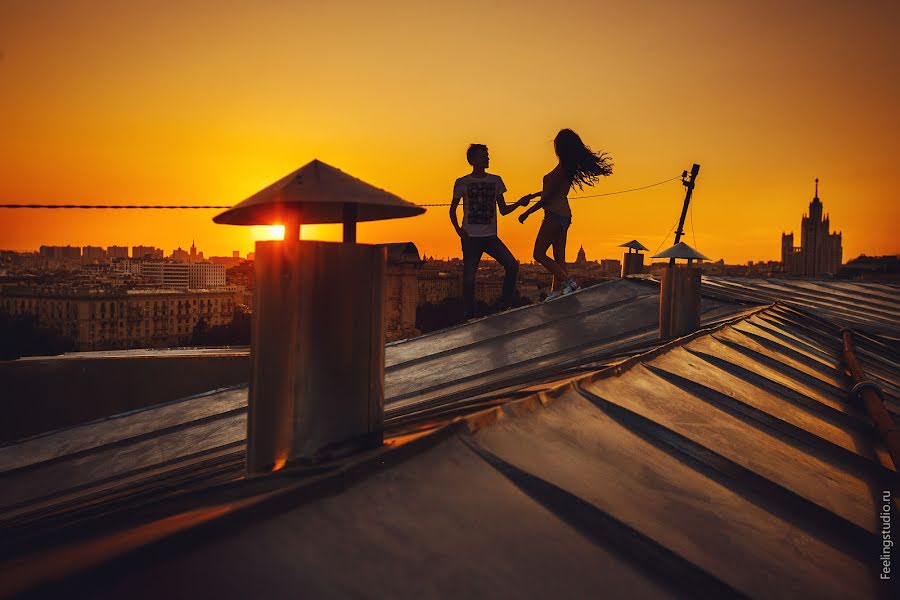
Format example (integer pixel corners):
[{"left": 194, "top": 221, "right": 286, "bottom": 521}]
[
  {"left": 670, "top": 164, "right": 700, "bottom": 266},
  {"left": 654, "top": 163, "right": 706, "bottom": 339}
]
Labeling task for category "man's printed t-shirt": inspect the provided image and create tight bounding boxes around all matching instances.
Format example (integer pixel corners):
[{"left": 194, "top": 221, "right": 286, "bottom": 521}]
[{"left": 452, "top": 173, "right": 507, "bottom": 237}]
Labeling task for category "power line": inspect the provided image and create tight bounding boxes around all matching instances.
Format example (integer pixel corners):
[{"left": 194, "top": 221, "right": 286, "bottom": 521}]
[
  {"left": 653, "top": 220, "right": 679, "bottom": 257},
  {"left": 690, "top": 191, "right": 698, "bottom": 250},
  {"left": 0, "top": 174, "right": 682, "bottom": 210},
  {"left": 417, "top": 175, "right": 682, "bottom": 207},
  {"left": 0, "top": 204, "right": 231, "bottom": 209}
]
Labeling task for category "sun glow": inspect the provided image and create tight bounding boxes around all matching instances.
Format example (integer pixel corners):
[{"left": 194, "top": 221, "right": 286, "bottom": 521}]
[{"left": 252, "top": 225, "right": 285, "bottom": 241}]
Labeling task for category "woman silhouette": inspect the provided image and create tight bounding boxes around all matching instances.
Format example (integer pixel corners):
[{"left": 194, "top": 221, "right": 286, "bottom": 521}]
[{"left": 519, "top": 129, "right": 613, "bottom": 298}]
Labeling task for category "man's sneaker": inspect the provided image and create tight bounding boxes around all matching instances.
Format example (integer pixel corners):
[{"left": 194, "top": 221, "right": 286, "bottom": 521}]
[
  {"left": 562, "top": 279, "right": 580, "bottom": 295},
  {"left": 545, "top": 290, "right": 562, "bottom": 301}
]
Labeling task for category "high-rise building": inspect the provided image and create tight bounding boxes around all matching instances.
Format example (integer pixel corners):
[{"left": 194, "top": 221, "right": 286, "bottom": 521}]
[
  {"left": 107, "top": 246, "right": 129, "bottom": 259},
  {"left": 81, "top": 246, "right": 107, "bottom": 263},
  {"left": 781, "top": 179, "right": 843, "bottom": 277},
  {"left": 140, "top": 262, "right": 190, "bottom": 288},
  {"left": 39, "top": 245, "right": 82, "bottom": 261},
  {"left": 188, "top": 262, "right": 226, "bottom": 288},
  {"left": 132, "top": 246, "right": 163, "bottom": 259}
]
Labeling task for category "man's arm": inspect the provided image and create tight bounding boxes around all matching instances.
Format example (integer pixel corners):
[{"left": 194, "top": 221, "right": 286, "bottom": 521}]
[
  {"left": 496, "top": 192, "right": 517, "bottom": 216},
  {"left": 449, "top": 195, "right": 467, "bottom": 239},
  {"left": 498, "top": 191, "right": 540, "bottom": 216}
]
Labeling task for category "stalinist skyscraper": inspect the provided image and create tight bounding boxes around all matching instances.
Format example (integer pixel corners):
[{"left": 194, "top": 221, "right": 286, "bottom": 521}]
[{"left": 781, "top": 179, "right": 843, "bottom": 276}]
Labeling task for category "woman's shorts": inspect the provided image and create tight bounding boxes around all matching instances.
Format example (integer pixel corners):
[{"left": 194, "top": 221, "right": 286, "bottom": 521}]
[{"left": 543, "top": 211, "right": 572, "bottom": 228}]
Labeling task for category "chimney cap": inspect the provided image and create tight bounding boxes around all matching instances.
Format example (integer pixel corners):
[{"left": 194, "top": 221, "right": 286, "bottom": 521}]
[
  {"left": 213, "top": 159, "right": 425, "bottom": 226},
  {"left": 652, "top": 242, "right": 710, "bottom": 261},
  {"left": 619, "top": 240, "right": 649, "bottom": 251}
]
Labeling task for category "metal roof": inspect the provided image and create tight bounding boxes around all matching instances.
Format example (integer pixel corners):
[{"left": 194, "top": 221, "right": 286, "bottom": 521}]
[
  {"left": 1, "top": 277, "right": 897, "bottom": 598},
  {"left": 700, "top": 276, "right": 900, "bottom": 339}
]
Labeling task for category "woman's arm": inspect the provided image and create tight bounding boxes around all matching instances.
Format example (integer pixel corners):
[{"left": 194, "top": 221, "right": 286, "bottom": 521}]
[{"left": 497, "top": 191, "right": 540, "bottom": 216}]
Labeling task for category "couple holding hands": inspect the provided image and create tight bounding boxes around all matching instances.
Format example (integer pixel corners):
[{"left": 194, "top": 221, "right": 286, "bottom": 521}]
[{"left": 450, "top": 128, "right": 613, "bottom": 319}]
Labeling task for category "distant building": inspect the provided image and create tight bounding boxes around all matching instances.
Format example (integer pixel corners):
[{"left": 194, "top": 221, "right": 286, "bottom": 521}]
[
  {"left": 575, "top": 245, "right": 588, "bottom": 265},
  {"left": 140, "top": 262, "right": 190, "bottom": 288},
  {"left": 599, "top": 259, "right": 621, "bottom": 277},
  {"left": 475, "top": 279, "right": 503, "bottom": 305},
  {"left": 781, "top": 179, "right": 842, "bottom": 276},
  {"left": 132, "top": 246, "right": 163, "bottom": 259},
  {"left": 188, "top": 240, "right": 203, "bottom": 263},
  {"left": 81, "top": 246, "right": 107, "bottom": 263},
  {"left": 107, "top": 246, "right": 129, "bottom": 259},
  {"left": 417, "top": 268, "right": 463, "bottom": 306},
  {"left": 188, "top": 262, "right": 226, "bottom": 289},
  {"left": 209, "top": 255, "right": 243, "bottom": 268},
  {"left": 385, "top": 242, "right": 422, "bottom": 341},
  {"left": 171, "top": 247, "right": 191, "bottom": 262},
  {"left": 138, "top": 261, "right": 226, "bottom": 289},
  {"left": 39, "top": 245, "right": 81, "bottom": 261},
  {"left": 1, "top": 287, "right": 236, "bottom": 351},
  {"left": 838, "top": 255, "right": 900, "bottom": 283}
]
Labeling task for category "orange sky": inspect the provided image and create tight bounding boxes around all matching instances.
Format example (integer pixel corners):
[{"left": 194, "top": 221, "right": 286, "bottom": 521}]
[{"left": 1, "top": 0, "right": 898, "bottom": 264}]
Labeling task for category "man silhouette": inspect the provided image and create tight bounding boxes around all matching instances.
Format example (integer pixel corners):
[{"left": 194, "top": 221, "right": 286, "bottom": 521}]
[{"left": 450, "top": 144, "right": 536, "bottom": 319}]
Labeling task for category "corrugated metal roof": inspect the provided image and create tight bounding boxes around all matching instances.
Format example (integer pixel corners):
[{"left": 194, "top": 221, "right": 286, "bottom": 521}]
[
  {"left": 700, "top": 277, "right": 900, "bottom": 339},
  {"left": 1, "top": 278, "right": 897, "bottom": 598}
]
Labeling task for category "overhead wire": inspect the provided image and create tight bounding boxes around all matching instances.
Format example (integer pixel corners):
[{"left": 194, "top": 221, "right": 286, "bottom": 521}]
[
  {"left": 417, "top": 174, "right": 682, "bottom": 207},
  {"left": 0, "top": 204, "right": 232, "bottom": 209},
  {"left": 653, "top": 220, "right": 679, "bottom": 257},
  {"left": 690, "top": 189, "right": 698, "bottom": 250},
  {"left": 0, "top": 175, "right": 683, "bottom": 211}
]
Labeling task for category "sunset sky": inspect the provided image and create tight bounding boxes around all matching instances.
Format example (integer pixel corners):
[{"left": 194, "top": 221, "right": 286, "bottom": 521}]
[{"left": 1, "top": 0, "right": 897, "bottom": 264}]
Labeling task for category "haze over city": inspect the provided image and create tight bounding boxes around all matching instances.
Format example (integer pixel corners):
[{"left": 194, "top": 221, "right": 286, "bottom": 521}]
[{"left": 1, "top": 0, "right": 898, "bottom": 263}]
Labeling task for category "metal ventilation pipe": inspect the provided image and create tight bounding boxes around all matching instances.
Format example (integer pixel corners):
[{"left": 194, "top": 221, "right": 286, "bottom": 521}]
[
  {"left": 619, "top": 240, "right": 649, "bottom": 277},
  {"left": 213, "top": 159, "right": 425, "bottom": 475}
]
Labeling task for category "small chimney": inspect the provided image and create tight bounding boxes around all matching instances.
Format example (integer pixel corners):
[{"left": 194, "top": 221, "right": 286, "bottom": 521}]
[
  {"left": 652, "top": 242, "right": 709, "bottom": 339},
  {"left": 214, "top": 159, "right": 425, "bottom": 475},
  {"left": 619, "top": 240, "right": 649, "bottom": 277}
]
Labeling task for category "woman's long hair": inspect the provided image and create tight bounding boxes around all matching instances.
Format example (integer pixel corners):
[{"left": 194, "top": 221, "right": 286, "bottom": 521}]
[{"left": 554, "top": 129, "right": 613, "bottom": 190}]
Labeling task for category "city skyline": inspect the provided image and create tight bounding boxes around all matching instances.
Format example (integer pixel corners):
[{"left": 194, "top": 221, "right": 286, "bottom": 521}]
[{"left": 1, "top": 1, "right": 898, "bottom": 263}]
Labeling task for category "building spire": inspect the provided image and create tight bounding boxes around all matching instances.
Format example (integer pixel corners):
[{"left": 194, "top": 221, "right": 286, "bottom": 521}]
[{"left": 814, "top": 178, "right": 819, "bottom": 200}]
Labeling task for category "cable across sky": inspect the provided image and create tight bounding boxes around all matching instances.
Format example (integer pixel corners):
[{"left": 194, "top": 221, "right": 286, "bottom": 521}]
[
  {"left": 0, "top": 175, "right": 682, "bottom": 210},
  {"left": 416, "top": 175, "right": 682, "bottom": 207}
]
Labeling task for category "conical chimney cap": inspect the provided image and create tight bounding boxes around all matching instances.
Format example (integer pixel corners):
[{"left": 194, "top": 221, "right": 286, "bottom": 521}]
[
  {"left": 213, "top": 159, "right": 425, "bottom": 226},
  {"left": 651, "top": 242, "right": 709, "bottom": 260},
  {"left": 619, "top": 240, "right": 649, "bottom": 251}
]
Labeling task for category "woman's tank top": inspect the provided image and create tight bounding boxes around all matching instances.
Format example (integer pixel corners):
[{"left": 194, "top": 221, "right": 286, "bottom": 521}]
[{"left": 542, "top": 165, "right": 572, "bottom": 217}]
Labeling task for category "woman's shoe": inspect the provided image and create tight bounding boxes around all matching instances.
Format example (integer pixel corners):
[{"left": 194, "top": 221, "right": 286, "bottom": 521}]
[{"left": 562, "top": 279, "right": 580, "bottom": 295}]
